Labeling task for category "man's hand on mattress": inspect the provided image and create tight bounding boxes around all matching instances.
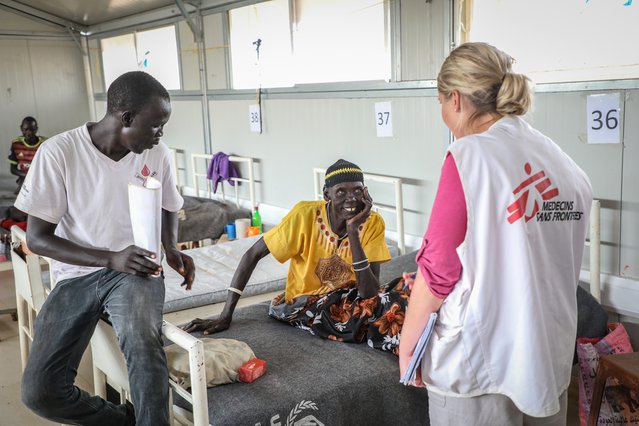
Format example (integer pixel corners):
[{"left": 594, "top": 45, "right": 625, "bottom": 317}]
[
  {"left": 182, "top": 316, "right": 231, "bottom": 335},
  {"left": 109, "top": 245, "right": 162, "bottom": 276},
  {"left": 165, "top": 248, "right": 195, "bottom": 290}
]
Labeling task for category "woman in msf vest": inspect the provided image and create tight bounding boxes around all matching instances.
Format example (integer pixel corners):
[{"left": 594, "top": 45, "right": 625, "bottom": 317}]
[{"left": 399, "top": 42, "right": 593, "bottom": 425}]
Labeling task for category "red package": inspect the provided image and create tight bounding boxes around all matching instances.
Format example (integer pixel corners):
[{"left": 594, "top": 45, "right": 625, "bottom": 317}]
[{"left": 238, "top": 358, "right": 267, "bottom": 383}]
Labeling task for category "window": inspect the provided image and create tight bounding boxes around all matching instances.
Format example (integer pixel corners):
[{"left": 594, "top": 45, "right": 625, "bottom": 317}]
[
  {"left": 292, "top": 0, "right": 390, "bottom": 84},
  {"left": 101, "top": 26, "right": 181, "bottom": 90},
  {"left": 229, "top": 0, "right": 390, "bottom": 89},
  {"left": 229, "top": 0, "right": 293, "bottom": 89},
  {"left": 468, "top": 0, "right": 639, "bottom": 84}
]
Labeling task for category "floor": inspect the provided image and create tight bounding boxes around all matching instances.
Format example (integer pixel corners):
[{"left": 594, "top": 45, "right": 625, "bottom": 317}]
[{"left": 0, "top": 270, "right": 53, "bottom": 425}]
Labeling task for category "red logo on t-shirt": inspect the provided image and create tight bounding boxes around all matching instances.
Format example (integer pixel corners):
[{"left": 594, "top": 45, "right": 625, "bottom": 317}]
[
  {"left": 134, "top": 164, "right": 157, "bottom": 184},
  {"left": 507, "top": 163, "right": 559, "bottom": 224}
]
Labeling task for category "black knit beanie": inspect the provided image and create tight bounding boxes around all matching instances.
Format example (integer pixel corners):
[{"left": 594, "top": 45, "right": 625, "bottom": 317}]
[{"left": 324, "top": 159, "right": 364, "bottom": 187}]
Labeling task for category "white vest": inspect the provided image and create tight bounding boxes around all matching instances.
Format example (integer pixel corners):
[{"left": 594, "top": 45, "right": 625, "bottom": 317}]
[{"left": 422, "top": 116, "right": 593, "bottom": 417}]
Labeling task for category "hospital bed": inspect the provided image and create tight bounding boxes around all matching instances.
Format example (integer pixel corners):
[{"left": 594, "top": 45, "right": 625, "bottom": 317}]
[
  {"left": 96, "top": 167, "right": 415, "bottom": 425},
  {"left": 169, "top": 150, "right": 255, "bottom": 246},
  {"left": 162, "top": 235, "right": 288, "bottom": 313},
  {"left": 156, "top": 198, "right": 607, "bottom": 425},
  {"left": 10, "top": 164, "right": 412, "bottom": 424}
]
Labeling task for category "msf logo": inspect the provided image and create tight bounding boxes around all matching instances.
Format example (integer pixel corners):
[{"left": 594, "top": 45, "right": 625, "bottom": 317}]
[{"left": 507, "top": 163, "right": 559, "bottom": 224}]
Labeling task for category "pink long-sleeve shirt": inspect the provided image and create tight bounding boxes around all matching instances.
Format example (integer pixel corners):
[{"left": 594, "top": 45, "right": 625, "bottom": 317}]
[{"left": 415, "top": 153, "right": 467, "bottom": 299}]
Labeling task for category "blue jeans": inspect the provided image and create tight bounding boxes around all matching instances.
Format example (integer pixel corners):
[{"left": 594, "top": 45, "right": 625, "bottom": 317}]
[{"left": 21, "top": 269, "right": 169, "bottom": 426}]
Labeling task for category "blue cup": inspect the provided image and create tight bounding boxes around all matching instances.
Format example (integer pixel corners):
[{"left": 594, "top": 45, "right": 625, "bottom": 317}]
[{"left": 225, "top": 222, "right": 236, "bottom": 239}]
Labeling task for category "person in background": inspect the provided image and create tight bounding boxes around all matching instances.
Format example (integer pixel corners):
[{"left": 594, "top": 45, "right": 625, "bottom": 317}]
[
  {"left": 399, "top": 42, "right": 593, "bottom": 425},
  {"left": 8, "top": 116, "right": 47, "bottom": 195},
  {"left": 15, "top": 71, "right": 195, "bottom": 426},
  {"left": 185, "top": 159, "right": 411, "bottom": 354}
]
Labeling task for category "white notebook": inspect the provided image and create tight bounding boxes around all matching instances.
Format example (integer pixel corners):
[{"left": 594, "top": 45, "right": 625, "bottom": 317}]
[{"left": 400, "top": 312, "right": 437, "bottom": 386}]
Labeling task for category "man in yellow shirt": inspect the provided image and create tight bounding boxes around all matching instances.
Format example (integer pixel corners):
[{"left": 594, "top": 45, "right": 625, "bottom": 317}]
[{"left": 185, "top": 159, "right": 408, "bottom": 353}]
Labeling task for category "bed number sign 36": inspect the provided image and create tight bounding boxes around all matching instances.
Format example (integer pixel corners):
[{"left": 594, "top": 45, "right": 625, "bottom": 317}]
[{"left": 587, "top": 93, "right": 621, "bottom": 144}]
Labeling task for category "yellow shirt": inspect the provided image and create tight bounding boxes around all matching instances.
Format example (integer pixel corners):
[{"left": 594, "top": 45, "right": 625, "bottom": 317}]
[{"left": 263, "top": 200, "right": 391, "bottom": 301}]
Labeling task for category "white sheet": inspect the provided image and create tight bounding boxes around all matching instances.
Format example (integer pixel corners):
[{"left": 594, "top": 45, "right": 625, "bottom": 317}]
[{"left": 162, "top": 235, "right": 289, "bottom": 313}]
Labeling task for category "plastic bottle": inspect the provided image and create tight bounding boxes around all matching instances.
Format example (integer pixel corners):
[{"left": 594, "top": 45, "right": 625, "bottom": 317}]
[{"left": 252, "top": 205, "right": 262, "bottom": 233}]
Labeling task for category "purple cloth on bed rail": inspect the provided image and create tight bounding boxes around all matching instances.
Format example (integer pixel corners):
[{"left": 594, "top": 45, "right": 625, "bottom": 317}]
[{"left": 207, "top": 152, "right": 241, "bottom": 193}]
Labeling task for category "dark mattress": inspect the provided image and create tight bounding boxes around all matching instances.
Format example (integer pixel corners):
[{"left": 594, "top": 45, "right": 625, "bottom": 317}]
[
  {"left": 177, "top": 300, "right": 429, "bottom": 426},
  {"left": 178, "top": 196, "right": 251, "bottom": 243}
]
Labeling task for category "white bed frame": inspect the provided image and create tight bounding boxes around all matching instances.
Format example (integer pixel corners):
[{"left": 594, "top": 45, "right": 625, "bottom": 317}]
[
  {"left": 191, "top": 153, "right": 256, "bottom": 210},
  {"left": 169, "top": 148, "right": 257, "bottom": 211},
  {"left": 313, "top": 168, "right": 406, "bottom": 255},
  {"left": 587, "top": 200, "right": 601, "bottom": 302}
]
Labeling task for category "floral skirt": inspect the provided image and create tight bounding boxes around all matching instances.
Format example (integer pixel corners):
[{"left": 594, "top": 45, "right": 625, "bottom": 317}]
[{"left": 268, "top": 277, "right": 410, "bottom": 355}]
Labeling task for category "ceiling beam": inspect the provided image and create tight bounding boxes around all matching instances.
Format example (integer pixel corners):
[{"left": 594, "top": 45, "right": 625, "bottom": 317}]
[
  {"left": 175, "top": 0, "right": 202, "bottom": 41},
  {"left": 85, "top": 4, "right": 185, "bottom": 36},
  {"left": 0, "top": 29, "right": 72, "bottom": 39},
  {"left": 85, "top": 0, "right": 268, "bottom": 37},
  {"left": 0, "top": 0, "right": 87, "bottom": 32}
]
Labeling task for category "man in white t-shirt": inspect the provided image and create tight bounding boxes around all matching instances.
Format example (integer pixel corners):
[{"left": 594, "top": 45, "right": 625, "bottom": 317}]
[{"left": 15, "top": 71, "right": 195, "bottom": 426}]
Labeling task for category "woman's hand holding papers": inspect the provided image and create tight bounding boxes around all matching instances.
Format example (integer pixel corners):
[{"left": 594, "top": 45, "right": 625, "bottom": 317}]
[
  {"left": 398, "top": 270, "right": 442, "bottom": 387},
  {"left": 399, "top": 347, "right": 425, "bottom": 387}
]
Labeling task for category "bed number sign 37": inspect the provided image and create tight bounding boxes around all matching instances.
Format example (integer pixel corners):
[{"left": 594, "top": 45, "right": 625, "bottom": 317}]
[
  {"left": 375, "top": 101, "right": 393, "bottom": 138},
  {"left": 587, "top": 93, "right": 621, "bottom": 144}
]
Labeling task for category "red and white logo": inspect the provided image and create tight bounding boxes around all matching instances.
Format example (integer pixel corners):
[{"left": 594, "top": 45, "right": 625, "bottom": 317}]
[
  {"left": 135, "top": 163, "right": 157, "bottom": 184},
  {"left": 507, "top": 163, "right": 559, "bottom": 224}
]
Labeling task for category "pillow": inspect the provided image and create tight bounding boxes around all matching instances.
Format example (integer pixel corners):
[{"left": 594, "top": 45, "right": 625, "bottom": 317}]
[{"left": 165, "top": 338, "right": 255, "bottom": 388}]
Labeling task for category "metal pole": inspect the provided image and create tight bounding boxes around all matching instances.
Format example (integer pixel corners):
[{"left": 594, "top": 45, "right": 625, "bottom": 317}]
[
  {"left": 395, "top": 179, "right": 405, "bottom": 255},
  {"left": 175, "top": 0, "right": 212, "bottom": 154},
  {"left": 590, "top": 200, "right": 601, "bottom": 302}
]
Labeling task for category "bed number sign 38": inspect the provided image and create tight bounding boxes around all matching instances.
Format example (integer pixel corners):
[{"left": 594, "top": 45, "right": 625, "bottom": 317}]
[
  {"left": 587, "top": 93, "right": 621, "bottom": 144},
  {"left": 249, "top": 104, "right": 262, "bottom": 133}
]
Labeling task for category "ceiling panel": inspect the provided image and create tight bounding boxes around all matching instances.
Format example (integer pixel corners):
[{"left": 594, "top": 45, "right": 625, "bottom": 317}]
[{"left": 12, "top": 0, "right": 175, "bottom": 26}]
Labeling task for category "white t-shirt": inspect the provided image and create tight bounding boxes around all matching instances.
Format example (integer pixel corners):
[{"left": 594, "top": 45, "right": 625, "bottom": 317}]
[{"left": 15, "top": 124, "right": 183, "bottom": 282}]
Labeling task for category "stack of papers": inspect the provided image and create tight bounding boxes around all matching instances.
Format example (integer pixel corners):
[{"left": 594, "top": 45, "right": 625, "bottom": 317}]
[
  {"left": 400, "top": 312, "right": 437, "bottom": 386},
  {"left": 128, "top": 177, "right": 162, "bottom": 264}
]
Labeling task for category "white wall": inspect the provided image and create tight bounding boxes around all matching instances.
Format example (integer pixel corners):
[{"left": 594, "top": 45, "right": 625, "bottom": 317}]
[
  {"left": 205, "top": 96, "right": 448, "bottom": 241},
  {"left": 0, "top": 10, "right": 89, "bottom": 177}
]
